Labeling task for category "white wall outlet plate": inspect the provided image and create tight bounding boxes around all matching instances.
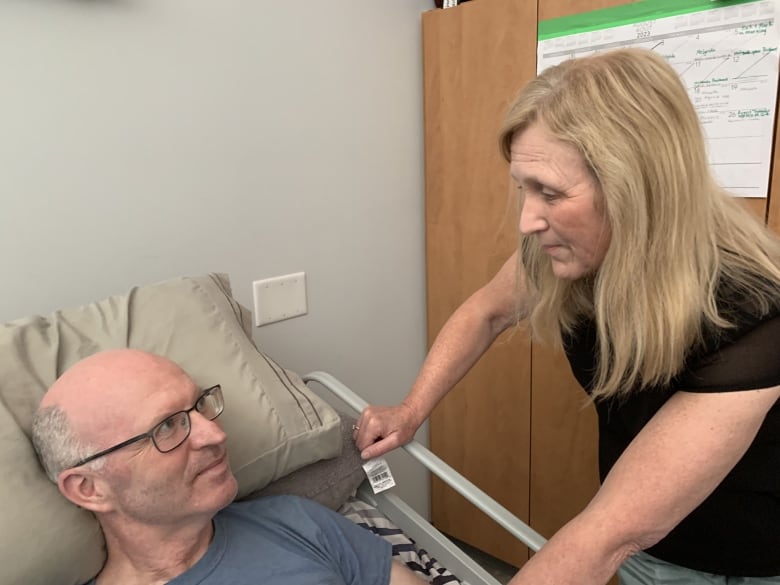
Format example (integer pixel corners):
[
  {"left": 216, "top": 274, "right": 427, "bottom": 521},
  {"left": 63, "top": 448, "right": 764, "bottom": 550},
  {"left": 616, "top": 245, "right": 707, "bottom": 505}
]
[{"left": 252, "top": 272, "right": 307, "bottom": 326}]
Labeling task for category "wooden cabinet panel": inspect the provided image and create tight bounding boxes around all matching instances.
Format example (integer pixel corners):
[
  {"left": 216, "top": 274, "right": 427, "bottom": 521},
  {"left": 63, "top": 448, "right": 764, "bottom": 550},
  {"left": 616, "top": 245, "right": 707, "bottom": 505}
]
[
  {"left": 527, "top": 0, "right": 637, "bottom": 548},
  {"left": 430, "top": 337, "right": 533, "bottom": 566},
  {"left": 529, "top": 345, "right": 600, "bottom": 540},
  {"left": 423, "top": 0, "right": 537, "bottom": 567},
  {"left": 743, "top": 198, "right": 769, "bottom": 221},
  {"left": 770, "top": 191, "right": 780, "bottom": 234}
]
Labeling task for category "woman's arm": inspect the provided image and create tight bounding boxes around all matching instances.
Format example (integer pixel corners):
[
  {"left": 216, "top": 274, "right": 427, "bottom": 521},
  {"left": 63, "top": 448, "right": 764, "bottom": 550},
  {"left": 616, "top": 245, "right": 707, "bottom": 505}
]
[
  {"left": 508, "top": 384, "right": 780, "bottom": 585},
  {"left": 355, "top": 251, "right": 525, "bottom": 459}
]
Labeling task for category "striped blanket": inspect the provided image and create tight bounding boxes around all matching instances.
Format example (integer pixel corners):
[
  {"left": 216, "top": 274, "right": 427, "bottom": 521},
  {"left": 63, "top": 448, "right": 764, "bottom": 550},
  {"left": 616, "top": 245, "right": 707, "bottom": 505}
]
[{"left": 339, "top": 496, "right": 462, "bottom": 584}]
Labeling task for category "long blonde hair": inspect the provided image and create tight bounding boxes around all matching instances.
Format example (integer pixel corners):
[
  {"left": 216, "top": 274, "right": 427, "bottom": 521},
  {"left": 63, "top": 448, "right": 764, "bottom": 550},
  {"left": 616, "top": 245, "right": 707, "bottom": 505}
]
[{"left": 499, "top": 48, "right": 780, "bottom": 400}]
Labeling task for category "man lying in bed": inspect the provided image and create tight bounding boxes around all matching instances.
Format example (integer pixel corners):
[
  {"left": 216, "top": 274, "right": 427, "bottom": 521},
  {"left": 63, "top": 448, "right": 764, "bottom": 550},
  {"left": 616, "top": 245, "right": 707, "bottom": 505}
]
[{"left": 31, "top": 349, "right": 426, "bottom": 585}]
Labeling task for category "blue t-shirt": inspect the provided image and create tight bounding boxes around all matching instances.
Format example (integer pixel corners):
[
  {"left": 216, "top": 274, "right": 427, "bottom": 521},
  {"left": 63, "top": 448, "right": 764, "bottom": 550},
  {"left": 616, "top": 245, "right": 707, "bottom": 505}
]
[{"left": 85, "top": 495, "right": 392, "bottom": 585}]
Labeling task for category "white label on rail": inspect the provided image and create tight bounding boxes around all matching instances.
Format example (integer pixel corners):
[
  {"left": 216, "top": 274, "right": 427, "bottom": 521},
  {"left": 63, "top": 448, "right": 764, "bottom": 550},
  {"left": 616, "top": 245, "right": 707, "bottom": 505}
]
[{"left": 362, "top": 458, "right": 396, "bottom": 494}]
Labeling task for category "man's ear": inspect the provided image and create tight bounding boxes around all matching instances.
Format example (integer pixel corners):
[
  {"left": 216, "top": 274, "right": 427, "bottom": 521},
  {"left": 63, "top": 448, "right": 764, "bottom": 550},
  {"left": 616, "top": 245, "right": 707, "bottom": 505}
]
[{"left": 58, "top": 468, "right": 113, "bottom": 513}]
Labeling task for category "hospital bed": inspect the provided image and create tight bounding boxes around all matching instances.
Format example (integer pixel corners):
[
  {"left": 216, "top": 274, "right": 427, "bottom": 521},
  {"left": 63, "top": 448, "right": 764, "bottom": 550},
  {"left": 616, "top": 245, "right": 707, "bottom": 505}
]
[{"left": 0, "top": 273, "right": 545, "bottom": 585}]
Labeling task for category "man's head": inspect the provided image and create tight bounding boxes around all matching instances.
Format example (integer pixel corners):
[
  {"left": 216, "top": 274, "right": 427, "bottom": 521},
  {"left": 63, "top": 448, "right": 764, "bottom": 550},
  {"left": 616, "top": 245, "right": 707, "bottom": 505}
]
[{"left": 32, "top": 349, "right": 238, "bottom": 528}]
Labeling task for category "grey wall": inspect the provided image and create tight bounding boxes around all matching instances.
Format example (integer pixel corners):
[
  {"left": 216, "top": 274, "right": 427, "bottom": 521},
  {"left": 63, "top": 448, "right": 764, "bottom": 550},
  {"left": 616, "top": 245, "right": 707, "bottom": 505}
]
[{"left": 0, "top": 0, "right": 431, "bottom": 515}]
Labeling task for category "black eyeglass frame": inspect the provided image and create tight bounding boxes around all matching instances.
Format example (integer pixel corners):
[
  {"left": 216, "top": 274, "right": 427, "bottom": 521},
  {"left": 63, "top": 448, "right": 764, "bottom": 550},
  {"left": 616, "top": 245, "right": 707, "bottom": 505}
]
[{"left": 69, "top": 384, "right": 223, "bottom": 469}]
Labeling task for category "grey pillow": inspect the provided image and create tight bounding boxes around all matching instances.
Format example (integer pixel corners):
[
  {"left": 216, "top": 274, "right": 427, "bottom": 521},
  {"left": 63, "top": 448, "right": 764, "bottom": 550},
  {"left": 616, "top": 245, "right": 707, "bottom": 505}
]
[
  {"left": 245, "top": 413, "right": 366, "bottom": 510},
  {"left": 0, "top": 273, "right": 342, "bottom": 585}
]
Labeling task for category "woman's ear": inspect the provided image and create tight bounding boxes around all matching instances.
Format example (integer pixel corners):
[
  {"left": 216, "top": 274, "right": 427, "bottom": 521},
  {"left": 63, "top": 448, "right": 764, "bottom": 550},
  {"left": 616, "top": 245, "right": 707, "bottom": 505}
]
[{"left": 58, "top": 468, "right": 113, "bottom": 513}]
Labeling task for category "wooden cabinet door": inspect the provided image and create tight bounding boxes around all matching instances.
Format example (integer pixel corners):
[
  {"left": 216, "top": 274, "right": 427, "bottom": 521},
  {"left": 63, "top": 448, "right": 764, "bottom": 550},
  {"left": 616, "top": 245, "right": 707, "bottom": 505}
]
[
  {"left": 526, "top": 0, "right": 640, "bottom": 546},
  {"left": 423, "top": 0, "right": 537, "bottom": 567}
]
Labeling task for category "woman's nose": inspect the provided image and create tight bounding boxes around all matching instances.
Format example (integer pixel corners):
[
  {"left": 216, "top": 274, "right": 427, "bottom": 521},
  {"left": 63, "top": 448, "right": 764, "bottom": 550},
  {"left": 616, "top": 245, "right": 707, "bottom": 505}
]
[{"left": 519, "top": 195, "right": 548, "bottom": 235}]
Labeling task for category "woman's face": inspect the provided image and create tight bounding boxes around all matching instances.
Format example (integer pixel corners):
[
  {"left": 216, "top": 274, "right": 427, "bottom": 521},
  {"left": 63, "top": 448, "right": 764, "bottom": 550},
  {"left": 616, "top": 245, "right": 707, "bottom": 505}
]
[{"left": 510, "top": 122, "right": 611, "bottom": 281}]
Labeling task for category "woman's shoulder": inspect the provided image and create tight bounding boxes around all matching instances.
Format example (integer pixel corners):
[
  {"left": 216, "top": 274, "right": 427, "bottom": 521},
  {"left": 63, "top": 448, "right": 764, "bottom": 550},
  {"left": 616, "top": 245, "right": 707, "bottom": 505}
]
[
  {"left": 710, "top": 275, "right": 780, "bottom": 343},
  {"left": 683, "top": 278, "right": 780, "bottom": 392}
]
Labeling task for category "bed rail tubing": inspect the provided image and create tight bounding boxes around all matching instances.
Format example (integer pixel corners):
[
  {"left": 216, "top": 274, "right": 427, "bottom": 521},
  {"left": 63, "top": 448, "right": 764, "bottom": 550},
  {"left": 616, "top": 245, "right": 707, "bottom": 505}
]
[{"left": 303, "top": 370, "right": 547, "bottom": 552}]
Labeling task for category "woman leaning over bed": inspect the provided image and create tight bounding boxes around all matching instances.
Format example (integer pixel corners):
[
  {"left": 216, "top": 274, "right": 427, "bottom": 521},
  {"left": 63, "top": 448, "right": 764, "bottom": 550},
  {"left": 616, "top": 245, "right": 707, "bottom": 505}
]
[{"left": 353, "top": 48, "right": 780, "bottom": 585}]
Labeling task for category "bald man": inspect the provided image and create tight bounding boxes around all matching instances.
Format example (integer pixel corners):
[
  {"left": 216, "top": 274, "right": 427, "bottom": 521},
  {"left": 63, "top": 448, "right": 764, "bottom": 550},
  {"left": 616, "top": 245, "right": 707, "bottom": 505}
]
[{"left": 32, "top": 349, "right": 426, "bottom": 585}]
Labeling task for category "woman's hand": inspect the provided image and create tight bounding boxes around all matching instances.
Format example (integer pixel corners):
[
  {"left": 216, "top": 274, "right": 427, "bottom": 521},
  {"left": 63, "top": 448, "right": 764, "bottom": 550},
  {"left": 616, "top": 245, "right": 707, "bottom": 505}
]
[{"left": 352, "top": 402, "right": 421, "bottom": 460}]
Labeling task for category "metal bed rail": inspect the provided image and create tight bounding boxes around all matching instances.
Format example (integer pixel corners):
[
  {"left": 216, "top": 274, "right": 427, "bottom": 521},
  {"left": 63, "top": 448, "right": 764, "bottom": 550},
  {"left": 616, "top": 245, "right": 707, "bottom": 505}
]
[
  {"left": 303, "top": 371, "right": 548, "bottom": 554},
  {"left": 356, "top": 483, "right": 503, "bottom": 585}
]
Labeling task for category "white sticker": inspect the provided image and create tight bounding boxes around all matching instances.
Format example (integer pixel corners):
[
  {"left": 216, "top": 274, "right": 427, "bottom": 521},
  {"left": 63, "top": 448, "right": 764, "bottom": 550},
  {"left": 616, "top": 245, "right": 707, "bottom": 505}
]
[{"left": 362, "top": 457, "right": 396, "bottom": 494}]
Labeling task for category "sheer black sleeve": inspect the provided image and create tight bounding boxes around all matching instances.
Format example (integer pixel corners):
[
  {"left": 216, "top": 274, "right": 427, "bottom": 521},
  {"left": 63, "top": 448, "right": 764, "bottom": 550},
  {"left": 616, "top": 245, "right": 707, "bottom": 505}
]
[{"left": 680, "top": 312, "right": 780, "bottom": 392}]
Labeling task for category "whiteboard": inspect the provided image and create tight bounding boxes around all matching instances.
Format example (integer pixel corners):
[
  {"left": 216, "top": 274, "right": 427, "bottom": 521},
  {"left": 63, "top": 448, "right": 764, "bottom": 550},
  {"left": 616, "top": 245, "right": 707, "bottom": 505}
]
[{"left": 537, "top": 0, "right": 780, "bottom": 197}]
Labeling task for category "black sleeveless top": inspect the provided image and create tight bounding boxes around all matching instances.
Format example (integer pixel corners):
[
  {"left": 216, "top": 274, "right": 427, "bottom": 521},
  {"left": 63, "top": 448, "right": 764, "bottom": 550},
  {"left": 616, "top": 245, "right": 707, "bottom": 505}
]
[{"left": 562, "top": 285, "right": 780, "bottom": 576}]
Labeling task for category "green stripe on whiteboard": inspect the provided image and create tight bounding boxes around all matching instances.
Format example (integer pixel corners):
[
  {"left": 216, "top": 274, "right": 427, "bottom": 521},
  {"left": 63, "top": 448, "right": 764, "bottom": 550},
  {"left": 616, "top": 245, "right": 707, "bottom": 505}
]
[{"left": 538, "top": 0, "right": 762, "bottom": 40}]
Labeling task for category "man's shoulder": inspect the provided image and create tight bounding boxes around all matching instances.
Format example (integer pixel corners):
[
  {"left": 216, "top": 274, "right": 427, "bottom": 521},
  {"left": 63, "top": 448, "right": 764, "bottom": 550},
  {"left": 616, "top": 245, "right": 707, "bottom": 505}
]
[
  {"left": 221, "top": 495, "right": 333, "bottom": 523},
  {"left": 215, "top": 495, "right": 358, "bottom": 549}
]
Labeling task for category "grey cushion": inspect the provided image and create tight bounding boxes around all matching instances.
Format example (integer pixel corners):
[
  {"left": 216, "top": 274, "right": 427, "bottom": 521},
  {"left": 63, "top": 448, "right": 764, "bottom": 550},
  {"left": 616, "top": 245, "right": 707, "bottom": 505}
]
[{"left": 246, "top": 413, "right": 366, "bottom": 510}]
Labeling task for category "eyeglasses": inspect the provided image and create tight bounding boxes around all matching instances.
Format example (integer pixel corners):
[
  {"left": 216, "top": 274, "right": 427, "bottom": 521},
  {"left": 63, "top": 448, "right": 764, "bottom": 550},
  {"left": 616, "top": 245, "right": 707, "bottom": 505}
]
[{"left": 69, "top": 385, "right": 224, "bottom": 469}]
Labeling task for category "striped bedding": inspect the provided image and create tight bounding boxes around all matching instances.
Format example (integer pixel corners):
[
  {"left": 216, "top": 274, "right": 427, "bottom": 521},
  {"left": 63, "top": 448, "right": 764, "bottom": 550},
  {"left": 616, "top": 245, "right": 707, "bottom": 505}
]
[{"left": 339, "top": 496, "right": 461, "bottom": 584}]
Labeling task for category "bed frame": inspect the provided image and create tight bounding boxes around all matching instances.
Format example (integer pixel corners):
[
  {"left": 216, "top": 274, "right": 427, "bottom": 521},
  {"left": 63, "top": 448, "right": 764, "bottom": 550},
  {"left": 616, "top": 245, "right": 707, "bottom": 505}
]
[{"left": 304, "top": 371, "right": 547, "bottom": 585}]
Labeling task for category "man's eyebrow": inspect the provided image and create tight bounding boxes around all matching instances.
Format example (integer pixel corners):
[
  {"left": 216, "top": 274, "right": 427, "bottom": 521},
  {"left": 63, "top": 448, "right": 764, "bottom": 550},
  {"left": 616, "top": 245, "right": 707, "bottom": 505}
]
[{"left": 146, "top": 390, "right": 198, "bottom": 427}]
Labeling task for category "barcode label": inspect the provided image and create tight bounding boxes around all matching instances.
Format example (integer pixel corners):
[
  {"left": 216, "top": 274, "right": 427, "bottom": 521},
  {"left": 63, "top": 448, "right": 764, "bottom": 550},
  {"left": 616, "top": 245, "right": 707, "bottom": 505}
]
[{"left": 362, "top": 457, "right": 396, "bottom": 494}]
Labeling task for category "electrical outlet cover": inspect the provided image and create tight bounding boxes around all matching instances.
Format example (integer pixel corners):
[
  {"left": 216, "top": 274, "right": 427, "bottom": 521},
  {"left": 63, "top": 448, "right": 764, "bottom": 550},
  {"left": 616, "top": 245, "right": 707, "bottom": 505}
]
[{"left": 252, "top": 272, "right": 307, "bottom": 326}]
